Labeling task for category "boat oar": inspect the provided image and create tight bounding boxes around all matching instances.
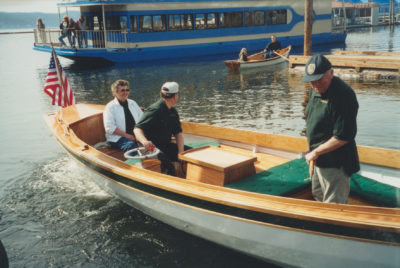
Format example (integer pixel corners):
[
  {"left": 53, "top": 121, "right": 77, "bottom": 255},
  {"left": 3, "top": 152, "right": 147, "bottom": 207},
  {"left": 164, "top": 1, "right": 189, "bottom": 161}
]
[
  {"left": 249, "top": 50, "right": 266, "bottom": 57},
  {"left": 273, "top": 50, "right": 289, "bottom": 61},
  {"left": 304, "top": 160, "right": 315, "bottom": 182}
]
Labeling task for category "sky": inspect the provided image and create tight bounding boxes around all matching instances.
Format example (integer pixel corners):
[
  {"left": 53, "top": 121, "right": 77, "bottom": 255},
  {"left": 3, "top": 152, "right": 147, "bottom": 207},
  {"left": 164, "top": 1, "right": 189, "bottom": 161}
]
[{"left": 0, "top": 0, "right": 62, "bottom": 13}]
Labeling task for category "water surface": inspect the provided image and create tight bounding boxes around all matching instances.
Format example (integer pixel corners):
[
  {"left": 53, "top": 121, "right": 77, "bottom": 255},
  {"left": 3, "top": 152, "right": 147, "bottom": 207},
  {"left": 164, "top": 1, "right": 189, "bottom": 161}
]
[{"left": 0, "top": 26, "right": 399, "bottom": 267}]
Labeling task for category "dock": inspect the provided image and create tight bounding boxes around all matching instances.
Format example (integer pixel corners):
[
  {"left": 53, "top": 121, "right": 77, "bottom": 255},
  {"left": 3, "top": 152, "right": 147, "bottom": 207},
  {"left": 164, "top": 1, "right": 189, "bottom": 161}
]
[
  {"left": 289, "top": 51, "right": 400, "bottom": 80},
  {"left": 289, "top": 51, "right": 400, "bottom": 73}
]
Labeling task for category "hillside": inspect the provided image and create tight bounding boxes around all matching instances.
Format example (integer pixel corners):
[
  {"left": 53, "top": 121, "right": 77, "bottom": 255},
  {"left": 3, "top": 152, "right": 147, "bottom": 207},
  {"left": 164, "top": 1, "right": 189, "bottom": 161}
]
[{"left": 0, "top": 11, "right": 80, "bottom": 29}]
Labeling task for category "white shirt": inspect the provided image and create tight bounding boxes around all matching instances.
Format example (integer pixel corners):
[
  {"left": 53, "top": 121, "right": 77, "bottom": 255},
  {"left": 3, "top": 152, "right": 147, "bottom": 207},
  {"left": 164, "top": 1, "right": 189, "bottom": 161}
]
[{"left": 103, "top": 97, "right": 143, "bottom": 142}]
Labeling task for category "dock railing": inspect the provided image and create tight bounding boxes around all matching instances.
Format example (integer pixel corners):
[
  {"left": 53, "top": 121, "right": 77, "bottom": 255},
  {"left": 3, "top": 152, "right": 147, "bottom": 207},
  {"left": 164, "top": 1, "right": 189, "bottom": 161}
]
[{"left": 34, "top": 29, "right": 130, "bottom": 50}]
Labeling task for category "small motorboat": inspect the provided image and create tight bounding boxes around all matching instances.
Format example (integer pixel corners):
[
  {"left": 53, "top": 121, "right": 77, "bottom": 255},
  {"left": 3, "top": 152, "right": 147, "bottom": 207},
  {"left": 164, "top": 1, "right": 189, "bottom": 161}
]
[
  {"left": 224, "top": 46, "right": 291, "bottom": 71},
  {"left": 44, "top": 103, "right": 400, "bottom": 268}
]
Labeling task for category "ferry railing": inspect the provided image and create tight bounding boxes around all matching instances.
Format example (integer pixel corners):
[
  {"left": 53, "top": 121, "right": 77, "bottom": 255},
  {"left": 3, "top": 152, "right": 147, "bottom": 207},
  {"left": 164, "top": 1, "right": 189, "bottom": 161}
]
[{"left": 34, "top": 29, "right": 130, "bottom": 50}]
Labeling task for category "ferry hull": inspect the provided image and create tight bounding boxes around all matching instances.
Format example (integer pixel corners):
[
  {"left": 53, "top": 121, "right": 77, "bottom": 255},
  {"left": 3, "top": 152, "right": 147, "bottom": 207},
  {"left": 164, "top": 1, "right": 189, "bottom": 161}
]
[{"left": 34, "top": 32, "right": 345, "bottom": 63}]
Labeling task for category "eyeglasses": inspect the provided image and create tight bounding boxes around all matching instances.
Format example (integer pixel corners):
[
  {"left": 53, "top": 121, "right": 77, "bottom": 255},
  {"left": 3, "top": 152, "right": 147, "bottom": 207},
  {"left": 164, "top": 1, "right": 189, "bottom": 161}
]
[{"left": 119, "top": 88, "right": 130, "bottom": 92}]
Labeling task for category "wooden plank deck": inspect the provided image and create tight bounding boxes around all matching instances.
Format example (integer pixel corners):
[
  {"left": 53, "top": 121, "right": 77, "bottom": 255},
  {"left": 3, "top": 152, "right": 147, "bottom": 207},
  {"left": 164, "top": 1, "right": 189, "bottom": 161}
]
[{"left": 289, "top": 51, "right": 400, "bottom": 73}]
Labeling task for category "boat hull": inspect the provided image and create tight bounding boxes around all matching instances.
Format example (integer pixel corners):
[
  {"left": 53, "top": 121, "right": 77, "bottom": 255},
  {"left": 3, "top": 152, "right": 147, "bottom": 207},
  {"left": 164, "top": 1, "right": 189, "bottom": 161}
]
[
  {"left": 44, "top": 104, "right": 400, "bottom": 267},
  {"left": 69, "top": 146, "right": 400, "bottom": 268}
]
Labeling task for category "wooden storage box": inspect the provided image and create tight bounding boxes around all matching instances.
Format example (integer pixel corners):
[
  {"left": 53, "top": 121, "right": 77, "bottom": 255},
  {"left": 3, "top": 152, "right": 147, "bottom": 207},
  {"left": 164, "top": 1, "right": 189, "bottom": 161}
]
[{"left": 179, "top": 146, "right": 256, "bottom": 186}]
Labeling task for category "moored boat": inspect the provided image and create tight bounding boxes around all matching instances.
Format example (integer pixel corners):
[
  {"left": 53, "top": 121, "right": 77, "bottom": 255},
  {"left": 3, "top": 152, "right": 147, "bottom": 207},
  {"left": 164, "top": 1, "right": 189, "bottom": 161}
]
[
  {"left": 224, "top": 45, "right": 291, "bottom": 70},
  {"left": 44, "top": 103, "right": 400, "bottom": 267},
  {"left": 33, "top": 0, "right": 346, "bottom": 63}
]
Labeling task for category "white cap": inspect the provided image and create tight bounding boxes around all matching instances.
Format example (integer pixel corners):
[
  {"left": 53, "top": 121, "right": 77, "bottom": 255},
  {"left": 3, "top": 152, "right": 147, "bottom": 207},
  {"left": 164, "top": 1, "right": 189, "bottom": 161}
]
[{"left": 161, "top": 82, "right": 179, "bottom": 94}]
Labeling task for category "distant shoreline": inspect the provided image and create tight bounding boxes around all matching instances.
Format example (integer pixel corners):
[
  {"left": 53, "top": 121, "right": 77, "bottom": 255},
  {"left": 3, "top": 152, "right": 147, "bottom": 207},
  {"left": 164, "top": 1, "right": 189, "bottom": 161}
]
[{"left": 0, "top": 31, "right": 33, "bottom": 35}]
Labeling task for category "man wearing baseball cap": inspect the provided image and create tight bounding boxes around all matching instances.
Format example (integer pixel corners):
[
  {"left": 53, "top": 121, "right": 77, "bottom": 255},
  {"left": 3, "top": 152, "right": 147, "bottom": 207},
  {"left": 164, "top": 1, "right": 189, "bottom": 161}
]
[
  {"left": 303, "top": 54, "right": 360, "bottom": 204},
  {"left": 134, "top": 82, "right": 190, "bottom": 175}
]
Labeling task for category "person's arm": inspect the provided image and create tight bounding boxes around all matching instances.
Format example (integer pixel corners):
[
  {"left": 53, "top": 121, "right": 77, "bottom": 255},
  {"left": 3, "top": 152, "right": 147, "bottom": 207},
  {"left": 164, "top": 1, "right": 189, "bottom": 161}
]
[
  {"left": 134, "top": 128, "right": 154, "bottom": 150},
  {"left": 113, "top": 128, "right": 135, "bottom": 141},
  {"left": 305, "top": 137, "right": 348, "bottom": 163},
  {"left": 175, "top": 132, "right": 185, "bottom": 154}
]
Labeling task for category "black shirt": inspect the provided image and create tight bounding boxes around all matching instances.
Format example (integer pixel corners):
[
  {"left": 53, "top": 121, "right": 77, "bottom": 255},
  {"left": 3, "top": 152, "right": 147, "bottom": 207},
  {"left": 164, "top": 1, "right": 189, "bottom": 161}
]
[
  {"left": 118, "top": 99, "right": 136, "bottom": 135},
  {"left": 305, "top": 76, "right": 360, "bottom": 175},
  {"left": 265, "top": 41, "right": 281, "bottom": 51},
  {"left": 135, "top": 99, "right": 182, "bottom": 151}
]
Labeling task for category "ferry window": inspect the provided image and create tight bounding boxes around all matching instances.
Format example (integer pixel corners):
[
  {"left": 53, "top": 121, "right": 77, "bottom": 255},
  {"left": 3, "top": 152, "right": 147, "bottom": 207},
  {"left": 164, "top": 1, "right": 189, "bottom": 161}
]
[
  {"left": 195, "top": 13, "right": 218, "bottom": 29},
  {"left": 267, "top": 10, "right": 287, "bottom": 25},
  {"left": 245, "top": 11, "right": 265, "bottom": 27},
  {"left": 92, "top": 16, "right": 103, "bottom": 30},
  {"left": 169, "top": 14, "right": 193, "bottom": 31},
  {"left": 130, "top": 16, "right": 137, "bottom": 32},
  {"left": 106, "top": 15, "right": 121, "bottom": 30},
  {"left": 207, "top": 13, "right": 218, "bottom": 29},
  {"left": 153, "top": 15, "right": 166, "bottom": 32},
  {"left": 220, "top": 12, "right": 242, "bottom": 28},
  {"left": 120, "top": 16, "right": 128, "bottom": 31},
  {"left": 139, "top": 15, "right": 166, "bottom": 32}
]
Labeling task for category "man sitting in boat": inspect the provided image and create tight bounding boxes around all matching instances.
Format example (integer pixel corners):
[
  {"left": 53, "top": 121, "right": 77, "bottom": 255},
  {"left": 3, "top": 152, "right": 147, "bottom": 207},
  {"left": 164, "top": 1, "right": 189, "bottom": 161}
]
[
  {"left": 238, "top": 48, "right": 248, "bottom": 62},
  {"left": 264, "top": 35, "right": 281, "bottom": 59},
  {"left": 103, "top": 79, "right": 143, "bottom": 153},
  {"left": 302, "top": 55, "right": 360, "bottom": 204},
  {"left": 134, "top": 82, "right": 191, "bottom": 176}
]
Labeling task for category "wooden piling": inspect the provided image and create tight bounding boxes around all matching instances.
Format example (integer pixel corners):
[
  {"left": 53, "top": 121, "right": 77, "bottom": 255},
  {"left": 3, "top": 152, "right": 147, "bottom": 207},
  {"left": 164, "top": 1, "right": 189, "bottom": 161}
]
[{"left": 304, "top": 0, "right": 313, "bottom": 56}]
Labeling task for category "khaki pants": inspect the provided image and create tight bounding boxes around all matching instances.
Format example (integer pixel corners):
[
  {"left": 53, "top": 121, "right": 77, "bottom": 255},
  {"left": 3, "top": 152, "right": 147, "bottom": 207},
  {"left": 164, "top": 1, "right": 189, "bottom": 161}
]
[{"left": 312, "top": 166, "right": 350, "bottom": 204}]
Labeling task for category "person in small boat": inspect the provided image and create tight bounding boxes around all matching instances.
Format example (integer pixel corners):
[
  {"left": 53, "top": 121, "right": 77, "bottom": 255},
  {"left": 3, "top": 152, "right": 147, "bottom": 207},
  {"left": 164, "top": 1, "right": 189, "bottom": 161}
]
[
  {"left": 238, "top": 48, "right": 248, "bottom": 62},
  {"left": 134, "top": 82, "right": 191, "bottom": 176},
  {"left": 103, "top": 79, "right": 143, "bottom": 153},
  {"left": 302, "top": 54, "right": 360, "bottom": 204},
  {"left": 264, "top": 35, "right": 281, "bottom": 59},
  {"left": 37, "top": 18, "right": 46, "bottom": 43},
  {"left": 58, "top": 15, "right": 70, "bottom": 47}
]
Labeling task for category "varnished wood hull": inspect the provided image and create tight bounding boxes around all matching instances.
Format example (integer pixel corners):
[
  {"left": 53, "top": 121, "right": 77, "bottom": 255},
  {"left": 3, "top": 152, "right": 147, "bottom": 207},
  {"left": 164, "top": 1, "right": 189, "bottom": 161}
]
[{"left": 44, "top": 104, "right": 400, "bottom": 268}]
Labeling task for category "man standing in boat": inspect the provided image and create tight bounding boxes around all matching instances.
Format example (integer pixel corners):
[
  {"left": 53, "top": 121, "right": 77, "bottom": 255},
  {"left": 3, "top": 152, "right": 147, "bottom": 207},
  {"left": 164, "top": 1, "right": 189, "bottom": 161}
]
[
  {"left": 134, "top": 82, "right": 190, "bottom": 176},
  {"left": 302, "top": 54, "right": 360, "bottom": 204},
  {"left": 264, "top": 35, "right": 281, "bottom": 59}
]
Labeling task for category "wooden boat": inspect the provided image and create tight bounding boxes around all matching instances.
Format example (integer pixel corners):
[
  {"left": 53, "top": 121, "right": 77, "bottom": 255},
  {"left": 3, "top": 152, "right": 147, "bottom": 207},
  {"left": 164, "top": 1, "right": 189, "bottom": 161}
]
[
  {"left": 44, "top": 103, "right": 400, "bottom": 268},
  {"left": 224, "top": 46, "right": 291, "bottom": 71}
]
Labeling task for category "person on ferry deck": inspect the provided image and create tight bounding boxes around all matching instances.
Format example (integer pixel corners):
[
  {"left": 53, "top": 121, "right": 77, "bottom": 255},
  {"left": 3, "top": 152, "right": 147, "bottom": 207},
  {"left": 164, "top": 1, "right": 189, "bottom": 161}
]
[
  {"left": 264, "top": 34, "right": 281, "bottom": 59},
  {"left": 302, "top": 54, "right": 360, "bottom": 204},
  {"left": 67, "top": 17, "right": 77, "bottom": 48},
  {"left": 37, "top": 18, "right": 46, "bottom": 43},
  {"left": 103, "top": 80, "right": 143, "bottom": 153},
  {"left": 58, "top": 15, "right": 69, "bottom": 47},
  {"left": 238, "top": 48, "right": 248, "bottom": 62},
  {"left": 76, "top": 15, "right": 88, "bottom": 48},
  {"left": 134, "top": 82, "right": 191, "bottom": 176}
]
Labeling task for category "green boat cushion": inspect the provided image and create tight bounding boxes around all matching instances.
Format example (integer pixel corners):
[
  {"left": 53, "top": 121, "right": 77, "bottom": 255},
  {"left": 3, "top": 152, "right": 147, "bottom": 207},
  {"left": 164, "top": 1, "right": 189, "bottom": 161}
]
[
  {"left": 227, "top": 158, "right": 400, "bottom": 207},
  {"left": 350, "top": 173, "right": 400, "bottom": 207},
  {"left": 185, "top": 141, "right": 220, "bottom": 148},
  {"left": 226, "top": 158, "right": 311, "bottom": 196}
]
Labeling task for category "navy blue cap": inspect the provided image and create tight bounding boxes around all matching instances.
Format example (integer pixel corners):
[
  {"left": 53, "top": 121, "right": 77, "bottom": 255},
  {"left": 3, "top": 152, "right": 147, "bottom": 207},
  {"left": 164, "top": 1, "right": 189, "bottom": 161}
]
[{"left": 301, "top": 54, "right": 332, "bottom": 82}]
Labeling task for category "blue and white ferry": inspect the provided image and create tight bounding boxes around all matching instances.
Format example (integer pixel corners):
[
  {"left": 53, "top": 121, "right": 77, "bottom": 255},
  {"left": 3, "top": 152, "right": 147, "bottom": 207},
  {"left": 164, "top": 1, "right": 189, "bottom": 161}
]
[{"left": 33, "top": 0, "right": 346, "bottom": 63}]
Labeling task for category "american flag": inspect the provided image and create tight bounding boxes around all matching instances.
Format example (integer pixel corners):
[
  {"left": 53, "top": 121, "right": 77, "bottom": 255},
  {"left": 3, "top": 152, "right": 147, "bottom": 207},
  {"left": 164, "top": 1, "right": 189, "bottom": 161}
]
[{"left": 43, "top": 52, "right": 76, "bottom": 107}]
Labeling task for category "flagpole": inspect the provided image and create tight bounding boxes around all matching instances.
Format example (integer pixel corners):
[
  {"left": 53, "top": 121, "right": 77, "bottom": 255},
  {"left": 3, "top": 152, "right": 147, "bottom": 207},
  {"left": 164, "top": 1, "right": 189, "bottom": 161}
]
[{"left": 51, "top": 43, "right": 70, "bottom": 106}]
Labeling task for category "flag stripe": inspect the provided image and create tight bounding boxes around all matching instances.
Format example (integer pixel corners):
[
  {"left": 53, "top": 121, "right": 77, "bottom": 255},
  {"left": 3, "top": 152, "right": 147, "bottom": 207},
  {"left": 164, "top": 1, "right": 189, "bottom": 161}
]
[{"left": 43, "top": 53, "right": 76, "bottom": 107}]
